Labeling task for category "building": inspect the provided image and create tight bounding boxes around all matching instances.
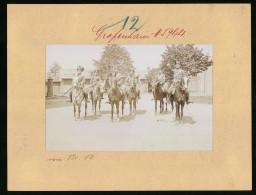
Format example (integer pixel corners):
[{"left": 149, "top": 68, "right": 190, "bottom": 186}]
[
  {"left": 135, "top": 69, "right": 149, "bottom": 93},
  {"left": 46, "top": 66, "right": 213, "bottom": 97},
  {"left": 45, "top": 69, "right": 91, "bottom": 96},
  {"left": 188, "top": 66, "right": 212, "bottom": 96}
]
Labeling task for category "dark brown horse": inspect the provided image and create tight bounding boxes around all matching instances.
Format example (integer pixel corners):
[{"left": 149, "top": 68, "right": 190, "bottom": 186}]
[
  {"left": 173, "top": 79, "right": 186, "bottom": 121},
  {"left": 128, "top": 78, "right": 137, "bottom": 115},
  {"left": 72, "top": 81, "right": 88, "bottom": 119},
  {"left": 92, "top": 84, "right": 102, "bottom": 115},
  {"left": 108, "top": 79, "right": 123, "bottom": 121},
  {"left": 152, "top": 82, "right": 167, "bottom": 114}
]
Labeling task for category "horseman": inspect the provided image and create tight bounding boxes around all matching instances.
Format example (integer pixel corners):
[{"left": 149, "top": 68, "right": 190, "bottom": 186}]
[
  {"left": 106, "top": 71, "right": 124, "bottom": 104},
  {"left": 168, "top": 61, "right": 191, "bottom": 104},
  {"left": 116, "top": 72, "right": 126, "bottom": 95},
  {"left": 183, "top": 70, "right": 192, "bottom": 104},
  {"left": 69, "top": 65, "right": 86, "bottom": 102},
  {"left": 153, "top": 69, "right": 166, "bottom": 88},
  {"left": 90, "top": 69, "right": 104, "bottom": 99}
]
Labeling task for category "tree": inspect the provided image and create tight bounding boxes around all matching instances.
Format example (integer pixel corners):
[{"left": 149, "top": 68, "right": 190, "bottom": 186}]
[
  {"left": 93, "top": 45, "right": 135, "bottom": 78},
  {"left": 160, "top": 44, "right": 213, "bottom": 78},
  {"left": 48, "top": 61, "right": 61, "bottom": 79},
  {"left": 146, "top": 68, "right": 158, "bottom": 85}
]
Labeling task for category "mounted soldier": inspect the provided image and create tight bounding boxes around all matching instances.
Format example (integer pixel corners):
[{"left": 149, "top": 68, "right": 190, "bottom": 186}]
[
  {"left": 152, "top": 69, "right": 166, "bottom": 88},
  {"left": 90, "top": 69, "right": 104, "bottom": 99},
  {"left": 69, "top": 65, "right": 86, "bottom": 102},
  {"left": 182, "top": 70, "right": 192, "bottom": 104},
  {"left": 168, "top": 61, "right": 191, "bottom": 105},
  {"left": 106, "top": 71, "right": 124, "bottom": 104}
]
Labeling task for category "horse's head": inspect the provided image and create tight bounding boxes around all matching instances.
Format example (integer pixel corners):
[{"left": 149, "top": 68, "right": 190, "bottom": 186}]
[
  {"left": 113, "top": 78, "right": 118, "bottom": 88},
  {"left": 181, "top": 76, "right": 189, "bottom": 90}
]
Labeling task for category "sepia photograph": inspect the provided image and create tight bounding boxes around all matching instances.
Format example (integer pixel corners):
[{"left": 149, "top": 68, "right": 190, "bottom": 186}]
[{"left": 46, "top": 44, "right": 213, "bottom": 151}]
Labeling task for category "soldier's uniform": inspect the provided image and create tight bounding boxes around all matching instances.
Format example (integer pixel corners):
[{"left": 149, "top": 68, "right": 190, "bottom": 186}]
[
  {"left": 91, "top": 74, "right": 104, "bottom": 99},
  {"left": 152, "top": 71, "right": 166, "bottom": 88},
  {"left": 69, "top": 66, "right": 86, "bottom": 102},
  {"left": 168, "top": 68, "right": 184, "bottom": 95},
  {"left": 168, "top": 65, "right": 191, "bottom": 104}
]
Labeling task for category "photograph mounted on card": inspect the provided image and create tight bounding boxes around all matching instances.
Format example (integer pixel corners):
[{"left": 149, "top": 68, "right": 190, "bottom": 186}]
[
  {"left": 8, "top": 4, "right": 251, "bottom": 191},
  {"left": 46, "top": 44, "right": 213, "bottom": 151}
]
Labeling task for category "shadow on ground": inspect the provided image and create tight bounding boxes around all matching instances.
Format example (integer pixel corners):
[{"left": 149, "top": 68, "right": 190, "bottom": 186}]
[
  {"left": 80, "top": 113, "right": 102, "bottom": 121},
  {"left": 170, "top": 116, "right": 196, "bottom": 125}
]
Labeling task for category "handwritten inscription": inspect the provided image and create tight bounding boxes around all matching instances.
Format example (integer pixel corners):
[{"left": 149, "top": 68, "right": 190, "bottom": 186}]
[
  {"left": 92, "top": 16, "right": 187, "bottom": 43},
  {"left": 46, "top": 154, "right": 94, "bottom": 162},
  {"left": 100, "top": 16, "right": 145, "bottom": 32}
]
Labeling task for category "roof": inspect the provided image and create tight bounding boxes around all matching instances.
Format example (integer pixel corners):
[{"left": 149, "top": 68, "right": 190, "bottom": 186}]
[
  {"left": 53, "top": 68, "right": 149, "bottom": 80},
  {"left": 59, "top": 68, "right": 91, "bottom": 79}
]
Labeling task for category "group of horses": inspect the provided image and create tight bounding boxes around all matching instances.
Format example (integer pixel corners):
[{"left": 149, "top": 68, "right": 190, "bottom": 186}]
[
  {"left": 153, "top": 76, "right": 188, "bottom": 121},
  {"left": 71, "top": 75, "right": 189, "bottom": 121},
  {"left": 71, "top": 77, "right": 139, "bottom": 121}
]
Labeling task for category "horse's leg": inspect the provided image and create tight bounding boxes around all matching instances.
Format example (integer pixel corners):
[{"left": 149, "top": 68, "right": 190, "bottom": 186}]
[
  {"left": 116, "top": 101, "right": 120, "bottom": 121},
  {"left": 78, "top": 105, "right": 81, "bottom": 119},
  {"left": 160, "top": 100, "right": 162, "bottom": 113},
  {"left": 165, "top": 98, "right": 167, "bottom": 112},
  {"left": 99, "top": 99, "right": 101, "bottom": 113},
  {"left": 94, "top": 100, "right": 97, "bottom": 115},
  {"left": 122, "top": 99, "right": 124, "bottom": 117},
  {"left": 171, "top": 100, "right": 174, "bottom": 111},
  {"left": 134, "top": 99, "right": 136, "bottom": 115},
  {"left": 129, "top": 99, "right": 132, "bottom": 115},
  {"left": 85, "top": 100, "right": 87, "bottom": 116},
  {"left": 175, "top": 102, "right": 179, "bottom": 120},
  {"left": 181, "top": 102, "right": 184, "bottom": 121},
  {"left": 178, "top": 103, "right": 181, "bottom": 121},
  {"left": 91, "top": 95, "right": 94, "bottom": 111},
  {"left": 155, "top": 100, "right": 157, "bottom": 114},
  {"left": 73, "top": 104, "right": 76, "bottom": 118},
  {"left": 111, "top": 102, "right": 114, "bottom": 121}
]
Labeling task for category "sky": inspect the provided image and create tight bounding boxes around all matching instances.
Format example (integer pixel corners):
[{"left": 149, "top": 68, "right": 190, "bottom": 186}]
[{"left": 46, "top": 44, "right": 213, "bottom": 73}]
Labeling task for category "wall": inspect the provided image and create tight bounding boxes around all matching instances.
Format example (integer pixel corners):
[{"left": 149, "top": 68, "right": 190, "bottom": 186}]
[
  {"left": 45, "top": 80, "right": 61, "bottom": 96},
  {"left": 189, "top": 66, "right": 213, "bottom": 96}
]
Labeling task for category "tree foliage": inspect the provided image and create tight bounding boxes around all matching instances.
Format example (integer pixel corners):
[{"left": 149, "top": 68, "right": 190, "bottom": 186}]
[
  {"left": 93, "top": 45, "right": 134, "bottom": 78},
  {"left": 160, "top": 44, "right": 213, "bottom": 78},
  {"left": 47, "top": 61, "right": 61, "bottom": 79},
  {"left": 146, "top": 68, "right": 159, "bottom": 85}
]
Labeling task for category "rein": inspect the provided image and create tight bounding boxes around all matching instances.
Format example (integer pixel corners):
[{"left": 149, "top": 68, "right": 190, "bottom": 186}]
[{"left": 74, "top": 89, "right": 82, "bottom": 99}]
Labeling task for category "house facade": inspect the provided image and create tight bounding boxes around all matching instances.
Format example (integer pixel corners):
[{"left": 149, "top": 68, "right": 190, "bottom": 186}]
[{"left": 46, "top": 66, "right": 212, "bottom": 97}]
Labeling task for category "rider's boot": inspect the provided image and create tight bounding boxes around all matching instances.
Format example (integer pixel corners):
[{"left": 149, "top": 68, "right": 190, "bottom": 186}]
[
  {"left": 69, "top": 92, "right": 72, "bottom": 102},
  {"left": 186, "top": 93, "right": 192, "bottom": 104}
]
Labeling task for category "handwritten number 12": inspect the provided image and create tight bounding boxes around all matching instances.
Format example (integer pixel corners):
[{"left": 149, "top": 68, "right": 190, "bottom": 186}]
[{"left": 101, "top": 16, "right": 145, "bottom": 31}]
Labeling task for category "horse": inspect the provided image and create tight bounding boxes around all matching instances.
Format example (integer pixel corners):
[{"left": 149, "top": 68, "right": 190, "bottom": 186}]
[
  {"left": 127, "top": 78, "right": 137, "bottom": 115},
  {"left": 92, "top": 83, "right": 102, "bottom": 115},
  {"left": 72, "top": 81, "right": 88, "bottom": 119},
  {"left": 108, "top": 78, "right": 123, "bottom": 121},
  {"left": 152, "top": 82, "right": 166, "bottom": 114},
  {"left": 89, "top": 87, "right": 94, "bottom": 110},
  {"left": 173, "top": 78, "right": 187, "bottom": 121},
  {"left": 104, "top": 78, "right": 111, "bottom": 93}
]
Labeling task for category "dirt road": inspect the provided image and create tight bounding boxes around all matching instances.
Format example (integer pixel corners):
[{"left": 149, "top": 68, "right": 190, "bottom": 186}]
[{"left": 46, "top": 93, "right": 212, "bottom": 151}]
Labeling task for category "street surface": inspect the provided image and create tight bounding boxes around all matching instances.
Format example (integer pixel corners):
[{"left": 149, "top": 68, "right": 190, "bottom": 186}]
[{"left": 46, "top": 93, "right": 212, "bottom": 151}]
